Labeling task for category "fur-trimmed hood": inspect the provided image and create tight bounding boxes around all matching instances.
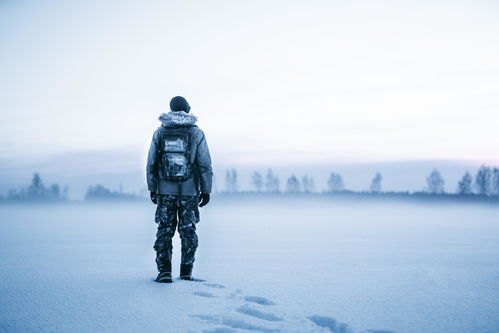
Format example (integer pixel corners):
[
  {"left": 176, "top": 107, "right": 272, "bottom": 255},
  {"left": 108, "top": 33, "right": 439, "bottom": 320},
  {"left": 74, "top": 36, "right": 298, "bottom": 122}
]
[{"left": 159, "top": 111, "right": 197, "bottom": 127}]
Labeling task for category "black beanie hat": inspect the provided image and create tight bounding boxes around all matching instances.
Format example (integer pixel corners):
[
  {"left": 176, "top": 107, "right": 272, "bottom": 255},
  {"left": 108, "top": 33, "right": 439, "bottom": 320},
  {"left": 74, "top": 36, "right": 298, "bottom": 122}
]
[{"left": 170, "top": 96, "right": 191, "bottom": 113}]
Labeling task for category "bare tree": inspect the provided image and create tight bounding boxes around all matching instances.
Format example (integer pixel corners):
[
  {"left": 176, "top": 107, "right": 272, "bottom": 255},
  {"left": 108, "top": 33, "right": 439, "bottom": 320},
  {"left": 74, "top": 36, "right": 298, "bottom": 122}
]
[
  {"left": 302, "top": 175, "right": 315, "bottom": 193},
  {"left": 327, "top": 173, "right": 344, "bottom": 192},
  {"left": 370, "top": 172, "right": 383, "bottom": 193},
  {"left": 27, "top": 173, "right": 47, "bottom": 200},
  {"left": 232, "top": 169, "right": 238, "bottom": 192},
  {"left": 457, "top": 171, "right": 473, "bottom": 195},
  {"left": 49, "top": 184, "right": 61, "bottom": 200},
  {"left": 251, "top": 171, "right": 263, "bottom": 192},
  {"left": 225, "top": 169, "right": 238, "bottom": 193},
  {"left": 425, "top": 169, "right": 445, "bottom": 194},
  {"left": 475, "top": 165, "right": 492, "bottom": 196},
  {"left": 286, "top": 174, "right": 301, "bottom": 193},
  {"left": 265, "top": 169, "right": 280, "bottom": 193},
  {"left": 492, "top": 167, "right": 499, "bottom": 197}
]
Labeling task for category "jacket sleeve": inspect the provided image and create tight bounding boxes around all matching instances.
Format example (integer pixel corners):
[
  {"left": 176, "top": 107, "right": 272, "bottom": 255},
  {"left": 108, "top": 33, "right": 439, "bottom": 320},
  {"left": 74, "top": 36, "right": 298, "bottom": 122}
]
[
  {"left": 195, "top": 129, "right": 213, "bottom": 193},
  {"left": 146, "top": 129, "right": 161, "bottom": 192}
]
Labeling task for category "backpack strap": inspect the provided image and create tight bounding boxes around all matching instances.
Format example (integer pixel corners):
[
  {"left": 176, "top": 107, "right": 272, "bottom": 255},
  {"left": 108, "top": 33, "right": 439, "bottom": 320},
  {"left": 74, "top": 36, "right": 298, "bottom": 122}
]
[{"left": 156, "top": 126, "right": 166, "bottom": 157}]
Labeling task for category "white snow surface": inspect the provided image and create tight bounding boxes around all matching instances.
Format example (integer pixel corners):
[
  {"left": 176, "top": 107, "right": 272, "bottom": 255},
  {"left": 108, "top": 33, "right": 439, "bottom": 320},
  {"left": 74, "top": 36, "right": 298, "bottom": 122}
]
[{"left": 1, "top": 196, "right": 499, "bottom": 333}]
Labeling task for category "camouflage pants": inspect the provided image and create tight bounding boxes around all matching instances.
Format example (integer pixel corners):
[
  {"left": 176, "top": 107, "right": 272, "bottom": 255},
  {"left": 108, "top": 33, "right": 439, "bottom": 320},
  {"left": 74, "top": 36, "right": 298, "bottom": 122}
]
[{"left": 154, "top": 195, "right": 200, "bottom": 272}]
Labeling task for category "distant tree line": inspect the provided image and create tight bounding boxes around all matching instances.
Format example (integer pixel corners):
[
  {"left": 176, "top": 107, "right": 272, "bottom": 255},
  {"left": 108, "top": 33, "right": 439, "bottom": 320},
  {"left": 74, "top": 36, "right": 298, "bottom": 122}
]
[
  {"left": 3, "top": 166, "right": 499, "bottom": 203},
  {"left": 425, "top": 166, "right": 499, "bottom": 197},
  {"left": 222, "top": 166, "right": 499, "bottom": 199},
  {"left": 1, "top": 173, "right": 143, "bottom": 203},
  {"left": 84, "top": 184, "right": 142, "bottom": 201},
  {"left": 2, "top": 173, "right": 69, "bottom": 202}
]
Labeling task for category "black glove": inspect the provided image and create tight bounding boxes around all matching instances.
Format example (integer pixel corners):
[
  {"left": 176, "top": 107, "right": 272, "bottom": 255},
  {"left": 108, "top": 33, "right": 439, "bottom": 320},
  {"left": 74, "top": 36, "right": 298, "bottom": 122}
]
[
  {"left": 198, "top": 193, "right": 210, "bottom": 207},
  {"left": 150, "top": 191, "right": 158, "bottom": 205}
]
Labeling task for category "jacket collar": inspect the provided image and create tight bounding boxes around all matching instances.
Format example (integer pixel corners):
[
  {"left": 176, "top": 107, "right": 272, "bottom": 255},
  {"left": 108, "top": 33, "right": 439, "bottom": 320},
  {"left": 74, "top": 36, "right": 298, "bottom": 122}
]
[{"left": 159, "top": 111, "right": 197, "bottom": 127}]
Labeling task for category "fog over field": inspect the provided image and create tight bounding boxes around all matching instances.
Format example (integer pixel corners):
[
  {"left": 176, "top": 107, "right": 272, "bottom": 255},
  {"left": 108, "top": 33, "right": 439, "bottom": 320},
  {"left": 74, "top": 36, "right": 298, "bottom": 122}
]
[
  {"left": 0, "top": 150, "right": 487, "bottom": 200},
  {"left": 1, "top": 197, "right": 498, "bottom": 333}
]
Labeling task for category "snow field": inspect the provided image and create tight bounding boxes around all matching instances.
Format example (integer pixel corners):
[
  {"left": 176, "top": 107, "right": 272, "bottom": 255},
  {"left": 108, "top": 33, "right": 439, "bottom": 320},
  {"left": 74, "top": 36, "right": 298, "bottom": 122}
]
[{"left": 1, "top": 197, "right": 498, "bottom": 332}]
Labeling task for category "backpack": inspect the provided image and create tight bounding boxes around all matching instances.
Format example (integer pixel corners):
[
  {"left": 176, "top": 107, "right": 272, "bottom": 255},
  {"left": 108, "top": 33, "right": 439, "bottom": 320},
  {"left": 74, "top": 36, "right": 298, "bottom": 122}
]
[{"left": 158, "top": 126, "right": 194, "bottom": 181}]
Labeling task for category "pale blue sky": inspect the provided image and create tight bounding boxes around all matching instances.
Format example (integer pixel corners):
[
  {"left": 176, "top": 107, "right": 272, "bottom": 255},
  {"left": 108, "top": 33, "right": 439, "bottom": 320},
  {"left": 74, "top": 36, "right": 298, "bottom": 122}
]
[{"left": 1, "top": 0, "right": 499, "bottom": 168}]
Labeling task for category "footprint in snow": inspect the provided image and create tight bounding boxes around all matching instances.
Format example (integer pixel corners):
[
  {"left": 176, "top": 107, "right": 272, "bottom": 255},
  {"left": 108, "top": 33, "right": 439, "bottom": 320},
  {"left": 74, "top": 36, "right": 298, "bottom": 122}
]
[
  {"left": 204, "top": 283, "right": 226, "bottom": 289},
  {"left": 192, "top": 314, "right": 280, "bottom": 333},
  {"left": 244, "top": 296, "right": 275, "bottom": 306},
  {"left": 308, "top": 315, "right": 353, "bottom": 333},
  {"left": 236, "top": 304, "right": 283, "bottom": 322},
  {"left": 193, "top": 291, "right": 218, "bottom": 298},
  {"left": 202, "top": 327, "right": 238, "bottom": 333},
  {"left": 308, "top": 315, "right": 396, "bottom": 333},
  {"left": 191, "top": 286, "right": 282, "bottom": 332},
  {"left": 191, "top": 283, "right": 397, "bottom": 333}
]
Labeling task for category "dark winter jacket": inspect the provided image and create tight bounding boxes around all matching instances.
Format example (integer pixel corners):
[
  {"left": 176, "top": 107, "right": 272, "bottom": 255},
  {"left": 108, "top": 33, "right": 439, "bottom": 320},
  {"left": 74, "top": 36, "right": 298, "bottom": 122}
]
[{"left": 146, "top": 111, "right": 213, "bottom": 196}]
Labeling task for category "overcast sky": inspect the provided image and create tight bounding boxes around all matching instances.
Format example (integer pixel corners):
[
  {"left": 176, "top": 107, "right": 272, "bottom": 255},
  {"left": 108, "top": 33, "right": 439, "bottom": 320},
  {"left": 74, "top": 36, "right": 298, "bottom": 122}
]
[{"left": 1, "top": 0, "right": 499, "bottom": 168}]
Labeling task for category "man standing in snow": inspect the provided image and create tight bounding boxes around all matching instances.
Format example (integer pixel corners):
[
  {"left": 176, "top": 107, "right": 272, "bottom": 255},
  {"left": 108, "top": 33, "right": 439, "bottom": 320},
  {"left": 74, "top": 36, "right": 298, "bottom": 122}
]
[{"left": 146, "top": 96, "right": 213, "bottom": 283}]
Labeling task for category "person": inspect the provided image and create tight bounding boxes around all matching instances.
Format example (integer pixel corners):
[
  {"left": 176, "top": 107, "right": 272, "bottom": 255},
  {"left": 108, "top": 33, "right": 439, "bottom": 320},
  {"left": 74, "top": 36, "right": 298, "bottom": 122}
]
[{"left": 146, "top": 96, "right": 213, "bottom": 283}]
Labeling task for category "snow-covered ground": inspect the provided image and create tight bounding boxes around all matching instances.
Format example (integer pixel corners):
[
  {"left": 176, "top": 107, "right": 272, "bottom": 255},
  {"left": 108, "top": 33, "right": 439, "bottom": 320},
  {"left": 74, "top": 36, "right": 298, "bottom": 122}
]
[{"left": 1, "top": 196, "right": 498, "bottom": 333}]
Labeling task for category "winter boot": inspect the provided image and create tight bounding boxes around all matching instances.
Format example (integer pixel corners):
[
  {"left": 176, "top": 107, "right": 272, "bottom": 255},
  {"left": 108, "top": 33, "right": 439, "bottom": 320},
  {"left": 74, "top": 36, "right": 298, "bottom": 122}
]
[
  {"left": 155, "top": 260, "right": 172, "bottom": 283},
  {"left": 180, "top": 264, "right": 193, "bottom": 281},
  {"left": 155, "top": 271, "right": 173, "bottom": 283}
]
